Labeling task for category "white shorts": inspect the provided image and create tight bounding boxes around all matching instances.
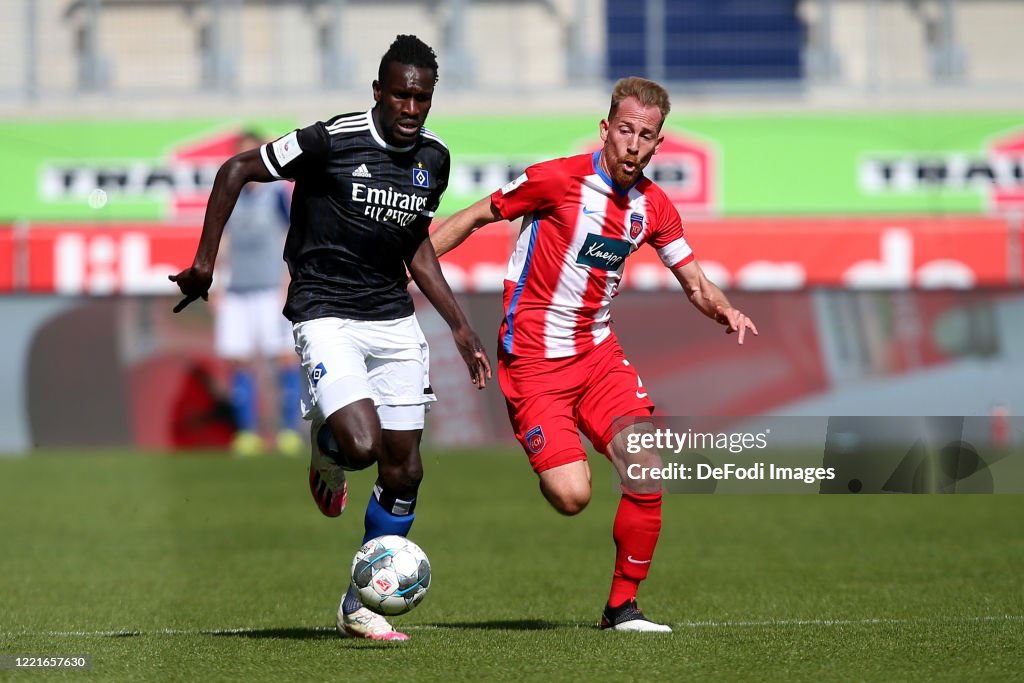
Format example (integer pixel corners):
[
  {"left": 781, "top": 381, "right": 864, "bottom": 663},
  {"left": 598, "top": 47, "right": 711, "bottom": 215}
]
[
  {"left": 293, "top": 314, "right": 436, "bottom": 430},
  {"left": 215, "top": 288, "right": 293, "bottom": 359}
]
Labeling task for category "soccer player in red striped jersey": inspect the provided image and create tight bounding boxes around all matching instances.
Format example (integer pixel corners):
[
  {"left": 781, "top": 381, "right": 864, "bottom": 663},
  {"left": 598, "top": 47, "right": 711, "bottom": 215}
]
[{"left": 432, "top": 77, "right": 757, "bottom": 632}]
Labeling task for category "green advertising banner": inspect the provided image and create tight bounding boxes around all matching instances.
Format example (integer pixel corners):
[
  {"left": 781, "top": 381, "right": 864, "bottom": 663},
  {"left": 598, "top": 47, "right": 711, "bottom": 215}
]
[
  {"left": 435, "top": 112, "right": 1024, "bottom": 216},
  {"left": 1, "top": 113, "right": 1022, "bottom": 221},
  {"left": 0, "top": 119, "right": 294, "bottom": 222}
]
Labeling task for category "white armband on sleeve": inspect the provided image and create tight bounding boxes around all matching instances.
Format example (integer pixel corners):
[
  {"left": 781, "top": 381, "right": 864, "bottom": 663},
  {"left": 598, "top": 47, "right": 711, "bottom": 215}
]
[
  {"left": 656, "top": 237, "right": 694, "bottom": 269},
  {"left": 263, "top": 130, "right": 304, "bottom": 179}
]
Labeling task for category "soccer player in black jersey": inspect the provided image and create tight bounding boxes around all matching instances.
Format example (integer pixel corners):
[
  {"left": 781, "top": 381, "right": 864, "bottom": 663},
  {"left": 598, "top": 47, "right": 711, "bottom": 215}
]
[{"left": 170, "top": 35, "right": 491, "bottom": 641}]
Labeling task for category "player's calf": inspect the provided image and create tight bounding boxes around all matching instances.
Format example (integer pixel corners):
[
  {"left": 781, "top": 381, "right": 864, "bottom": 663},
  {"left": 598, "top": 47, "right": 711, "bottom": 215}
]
[{"left": 607, "top": 421, "right": 664, "bottom": 495}]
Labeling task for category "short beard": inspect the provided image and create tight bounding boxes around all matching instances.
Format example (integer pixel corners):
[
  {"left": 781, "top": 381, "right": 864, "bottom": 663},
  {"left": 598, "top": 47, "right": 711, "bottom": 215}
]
[{"left": 612, "top": 168, "right": 638, "bottom": 188}]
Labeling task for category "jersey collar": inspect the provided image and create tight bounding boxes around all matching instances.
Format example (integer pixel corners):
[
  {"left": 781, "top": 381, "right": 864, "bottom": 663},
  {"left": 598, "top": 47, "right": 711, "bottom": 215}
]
[
  {"left": 367, "top": 108, "right": 417, "bottom": 153},
  {"left": 592, "top": 151, "right": 642, "bottom": 196}
]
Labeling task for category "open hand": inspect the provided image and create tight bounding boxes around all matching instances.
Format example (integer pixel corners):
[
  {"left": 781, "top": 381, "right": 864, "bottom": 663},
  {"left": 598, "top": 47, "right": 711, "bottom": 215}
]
[
  {"left": 716, "top": 305, "right": 758, "bottom": 345},
  {"left": 452, "top": 326, "right": 492, "bottom": 389}
]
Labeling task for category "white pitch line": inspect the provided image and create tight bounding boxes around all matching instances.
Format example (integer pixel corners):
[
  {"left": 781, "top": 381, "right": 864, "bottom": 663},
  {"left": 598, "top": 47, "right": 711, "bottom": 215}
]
[
  {"left": 677, "top": 615, "right": 1024, "bottom": 628},
  {"left": 3, "top": 615, "right": 1022, "bottom": 638}
]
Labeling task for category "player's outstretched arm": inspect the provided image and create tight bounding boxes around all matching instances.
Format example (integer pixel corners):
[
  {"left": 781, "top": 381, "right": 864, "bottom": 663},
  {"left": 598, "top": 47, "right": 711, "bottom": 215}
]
[
  {"left": 408, "top": 233, "right": 492, "bottom": 389},
  {"left": 430, "top": 196, "right": 503, "bottom": 257},
  {"left": 671, "top": 260, "right": 759, "bottom": 345},
  {"left": 168, "top": 151, "right": 274, "bottom": 313}
]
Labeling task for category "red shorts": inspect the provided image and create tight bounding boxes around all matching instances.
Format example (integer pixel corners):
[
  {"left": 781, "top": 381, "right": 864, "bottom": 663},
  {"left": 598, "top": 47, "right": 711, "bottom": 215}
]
[{"left": 497, "top": 337, "right": 655, "bottom": 474}]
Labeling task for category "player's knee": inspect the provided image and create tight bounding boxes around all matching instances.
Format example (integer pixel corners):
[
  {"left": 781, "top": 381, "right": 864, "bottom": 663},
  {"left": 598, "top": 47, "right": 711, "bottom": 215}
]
[
  {"left": 542, "top": 481, "right": 591, "bottom": 516},
  {"left": 378, "top": 461, "right": 423, "bottom": 498},
  {"left": 552, "top": 491, "right": 590, "bottom": 516},
  {"left": 331, "top": 429, "right": 379, "bottom": 471}
]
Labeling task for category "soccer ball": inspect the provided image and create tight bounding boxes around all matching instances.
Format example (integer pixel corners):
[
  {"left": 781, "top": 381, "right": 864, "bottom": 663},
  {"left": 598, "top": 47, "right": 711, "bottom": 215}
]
[{"left": 351, "top": 535, "right": 431, "bottom": 616}]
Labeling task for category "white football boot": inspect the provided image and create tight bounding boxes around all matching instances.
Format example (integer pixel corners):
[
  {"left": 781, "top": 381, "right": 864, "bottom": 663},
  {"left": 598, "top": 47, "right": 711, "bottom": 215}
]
[
  {"left": 336, "top": 601, "right": 409, "bottom": 641},
  {"left": 599, "top": 598, "right": 673, "bottom": 633},
  {"left": 308, "top": 417, "right": 347, "bottom": 518}
]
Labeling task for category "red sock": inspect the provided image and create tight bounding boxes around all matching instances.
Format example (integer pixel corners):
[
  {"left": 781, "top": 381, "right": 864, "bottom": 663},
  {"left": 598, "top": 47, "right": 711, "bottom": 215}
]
[{"left": 608, "top": 488, "right": 662, "bottom": 608}]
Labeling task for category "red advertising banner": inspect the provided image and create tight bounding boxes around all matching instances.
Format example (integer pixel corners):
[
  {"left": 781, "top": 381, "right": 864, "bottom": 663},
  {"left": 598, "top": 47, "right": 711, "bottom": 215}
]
[
  {"left": 25, "top": 224, "right": 198, "bottom": 295},
  {"left": 438, "top": 216, "right": 1014, "bottom": 291},
  {"left": 682, "top": 217, "right": 1013, "bottom": 290},
  {"left": 0, "top": 228, "right": 14, "bottom": 292},
  {"left": 8, "top": 216, "right": 1017, "bottom": 294}
]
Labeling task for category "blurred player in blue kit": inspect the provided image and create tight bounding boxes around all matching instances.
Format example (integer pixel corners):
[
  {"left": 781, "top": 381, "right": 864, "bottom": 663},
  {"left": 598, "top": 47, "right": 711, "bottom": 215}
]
[
  {"left": 171, "top": 35, "right": 490, "bottom": 641},
  {"left": 214, "top": 130, "right": 303, "bottom": 457}
]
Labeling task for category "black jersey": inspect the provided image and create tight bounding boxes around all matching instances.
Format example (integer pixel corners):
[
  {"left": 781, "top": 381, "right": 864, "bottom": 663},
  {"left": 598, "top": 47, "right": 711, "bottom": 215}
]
[{"left": 260, "top": 110, "right": 450, "bottom": 322}]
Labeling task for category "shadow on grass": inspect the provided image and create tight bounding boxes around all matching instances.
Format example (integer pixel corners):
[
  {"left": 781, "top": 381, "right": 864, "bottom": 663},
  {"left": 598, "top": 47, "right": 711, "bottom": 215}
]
[
  {"left": 431, "top": 619, "right": 572, "bottom": 631},
  {"left": 103, "top": 627, "right": 363, "bottom": 642},
  {"left": 208, "top": 626, "right": 403, "bottom": 648},
  {"left": 101, "top": 621, "right": 576, "bottom": 641},
  {"left": 209, "top": 626, "right": 338, "bottom": 640}
]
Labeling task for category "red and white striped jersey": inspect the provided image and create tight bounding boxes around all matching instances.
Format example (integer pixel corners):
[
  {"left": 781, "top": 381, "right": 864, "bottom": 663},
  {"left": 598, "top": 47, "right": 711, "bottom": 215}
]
[{"left": 491, "top": 151, "right": 694, "bottom": 358}]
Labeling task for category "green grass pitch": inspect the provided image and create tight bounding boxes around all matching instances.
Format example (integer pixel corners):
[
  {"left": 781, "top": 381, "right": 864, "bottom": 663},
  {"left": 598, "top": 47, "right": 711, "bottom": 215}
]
[{"left": 1, "top": 450, "right": 1022, "bottom": 681}]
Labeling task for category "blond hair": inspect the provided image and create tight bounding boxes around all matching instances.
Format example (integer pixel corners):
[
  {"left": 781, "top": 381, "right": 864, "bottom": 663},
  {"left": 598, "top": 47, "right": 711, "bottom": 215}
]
[{"left": 608, "top": 77, "right": 671, "bottom": 129}]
